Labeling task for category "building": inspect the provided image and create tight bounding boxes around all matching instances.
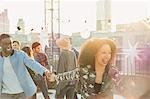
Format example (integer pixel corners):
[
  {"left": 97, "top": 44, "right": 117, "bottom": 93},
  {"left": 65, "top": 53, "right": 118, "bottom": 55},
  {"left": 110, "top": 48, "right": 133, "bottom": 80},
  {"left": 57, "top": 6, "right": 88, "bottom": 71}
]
[
  {"left": 0, "top": 9, "right": 9, "bottom": 33},
  {"left": 96, "top": 0, "right": 111, "bottom": 32}
]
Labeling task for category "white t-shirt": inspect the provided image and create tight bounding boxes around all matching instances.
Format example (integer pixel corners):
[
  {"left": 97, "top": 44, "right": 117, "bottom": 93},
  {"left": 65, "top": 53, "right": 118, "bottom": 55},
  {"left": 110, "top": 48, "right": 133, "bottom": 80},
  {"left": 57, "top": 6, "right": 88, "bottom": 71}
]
[{"left": 2, "top": 56, "right": 23, "bottom": 94}]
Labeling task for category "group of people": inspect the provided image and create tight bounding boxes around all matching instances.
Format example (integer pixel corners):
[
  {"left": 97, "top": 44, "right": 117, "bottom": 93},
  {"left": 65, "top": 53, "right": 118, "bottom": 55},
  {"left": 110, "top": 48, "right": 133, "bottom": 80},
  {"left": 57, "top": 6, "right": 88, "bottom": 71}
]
[
  {"left": 54, "top": 36, "right": 122, "bottom": 99},
  {"left": 0, "top": 33, "right": 122, "bottom": 99}
]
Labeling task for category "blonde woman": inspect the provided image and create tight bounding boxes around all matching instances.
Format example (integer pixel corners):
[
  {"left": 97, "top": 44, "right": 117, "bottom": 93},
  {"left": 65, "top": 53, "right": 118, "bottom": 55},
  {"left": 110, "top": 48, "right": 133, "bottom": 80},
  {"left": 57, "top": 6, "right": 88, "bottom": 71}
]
[{"left": 55, "top": 36, "right": 77, "bottom": 99}]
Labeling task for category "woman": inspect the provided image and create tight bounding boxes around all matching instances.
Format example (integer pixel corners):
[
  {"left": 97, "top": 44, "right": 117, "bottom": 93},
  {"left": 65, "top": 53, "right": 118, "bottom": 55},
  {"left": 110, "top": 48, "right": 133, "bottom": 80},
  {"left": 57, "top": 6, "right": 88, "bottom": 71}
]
[
  {"left": 78, "top": 38, "right": 117, "bottom": 99},
  {"left": 21, "top": 46, "right": 36, "bottom": 79},
  {"left": 21, "top": 46, "right": 33, "bottom": 58},
  {"left": 22, "top": 46, "right": 50, "bottom": 99}
]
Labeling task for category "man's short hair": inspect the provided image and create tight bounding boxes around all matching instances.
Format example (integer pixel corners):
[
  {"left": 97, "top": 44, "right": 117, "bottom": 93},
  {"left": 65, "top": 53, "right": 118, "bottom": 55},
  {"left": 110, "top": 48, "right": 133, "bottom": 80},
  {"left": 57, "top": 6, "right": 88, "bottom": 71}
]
[
  {"left": 0, "top": 34, "right": 11, "bottom": 41},
  {"left": 32, "top": 42, "right": 41, "bottom": 49},
  {"left": 13, "top": 40, "right": 20, "bottom": 45}
]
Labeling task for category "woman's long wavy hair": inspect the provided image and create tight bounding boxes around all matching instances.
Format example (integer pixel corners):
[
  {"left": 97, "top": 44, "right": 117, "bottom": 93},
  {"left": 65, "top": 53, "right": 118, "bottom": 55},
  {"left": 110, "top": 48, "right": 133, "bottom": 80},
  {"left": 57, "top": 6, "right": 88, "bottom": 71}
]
[{"left": 78, "top": 38, "right": 117, "bottom": 70}]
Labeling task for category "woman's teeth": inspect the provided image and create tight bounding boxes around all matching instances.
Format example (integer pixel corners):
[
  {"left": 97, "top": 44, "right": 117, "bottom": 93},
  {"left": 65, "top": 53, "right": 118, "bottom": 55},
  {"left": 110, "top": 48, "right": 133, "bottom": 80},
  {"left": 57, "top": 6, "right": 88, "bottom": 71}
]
[{"left": 7, "top": 48, "right": 11, "bottom": 51}]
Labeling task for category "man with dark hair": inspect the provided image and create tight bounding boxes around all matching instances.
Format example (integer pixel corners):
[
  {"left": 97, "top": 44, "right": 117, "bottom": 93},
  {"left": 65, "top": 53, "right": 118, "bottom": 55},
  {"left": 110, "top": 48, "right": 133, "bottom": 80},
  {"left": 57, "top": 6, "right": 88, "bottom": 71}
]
[
  {"left": 0, "top": 34, "right": 52, "bottom": 99},
  {"left": 32, "top": 42, "right": 49, "bottom": 69},
  {"left": 32, "top": 42, "right": 50, "bottom": 98},
  {"left": 12, "top": 40, "right": 21, "bottom": 50}
]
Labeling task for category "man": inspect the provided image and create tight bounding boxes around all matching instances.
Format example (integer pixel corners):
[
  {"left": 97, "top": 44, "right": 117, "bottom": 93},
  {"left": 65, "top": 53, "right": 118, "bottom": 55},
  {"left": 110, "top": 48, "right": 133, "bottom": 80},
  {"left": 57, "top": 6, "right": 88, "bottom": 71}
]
[
  {"left": 32, "top": 42, "right": 49, "bottom": 69},
  {"left": 55, "top": 37, "right": 77, "bottom": 99},
  {"left": 0, "top": 34, "right": 51, "bottom": 99},
  {"left": 32, "top": 42, "right": 51, "bottom": 98},
  {"left": 12, "top": 40, "right": 21, "bottom": 50}
]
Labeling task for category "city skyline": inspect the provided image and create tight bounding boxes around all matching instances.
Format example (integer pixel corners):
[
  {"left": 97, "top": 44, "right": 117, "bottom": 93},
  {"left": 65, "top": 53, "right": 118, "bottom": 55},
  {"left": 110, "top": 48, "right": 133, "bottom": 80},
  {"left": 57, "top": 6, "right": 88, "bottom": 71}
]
[{"left": 0, "top": 0, "right": 150, "bottom": 34}]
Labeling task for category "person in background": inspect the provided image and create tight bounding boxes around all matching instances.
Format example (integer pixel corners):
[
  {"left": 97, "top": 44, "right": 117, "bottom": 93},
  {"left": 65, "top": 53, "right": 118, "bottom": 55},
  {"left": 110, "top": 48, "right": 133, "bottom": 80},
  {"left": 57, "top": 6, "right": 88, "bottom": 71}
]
[
  {"left": 32, "top": 42, "right": 50, "bottom": 99},
  {"left": 22, "top": 46, "right": 34, "bottom": 59},
  {"left": 0, "top": 34, "right": 52, "bottom": 99},
  {"left": 12, "top": 40, "right": 21, "bottom": 50},
  {"left": 78, "top": 38, "right": 117, "bottom": 99},
  {"left": 55, "top": 36, "right": 77, "bottom": 99},
  {"left": 32, "top": 42, "right": 49, "bottom": 69},
  {"left": 69, "top": 37, "right": 79, "bottom": 99},
  {"left": 69, "top": 37, "right": 79, "bottom": 59},
  {"left": 22, "top": 46, "right": 50, "bottom": 99},
  {"left": 13, "top": 41, "right": 50, "bottom": 99}
]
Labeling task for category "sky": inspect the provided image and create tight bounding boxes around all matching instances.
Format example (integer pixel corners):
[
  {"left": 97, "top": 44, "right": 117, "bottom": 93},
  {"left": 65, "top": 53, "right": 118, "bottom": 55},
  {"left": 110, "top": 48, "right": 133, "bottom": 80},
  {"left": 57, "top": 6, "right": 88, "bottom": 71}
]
[
  {"left": 0, "top": 0, "right": 150, "bottom": 34},
  {"left": 0, "top": 0, "right": 44, "bottom": 34},
  {"left": 112, "top": 0, "right": 150, "bottom": 24}
]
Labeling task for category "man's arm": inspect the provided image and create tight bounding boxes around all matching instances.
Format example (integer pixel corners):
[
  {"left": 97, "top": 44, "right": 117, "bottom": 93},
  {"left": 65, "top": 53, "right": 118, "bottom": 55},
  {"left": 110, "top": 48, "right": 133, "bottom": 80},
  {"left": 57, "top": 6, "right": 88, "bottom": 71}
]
[
  {"left": 23, "top": 53, "right": 55, "bottom": 82},
  {"left": 24, "top": 57, "right": 46, "bottom": 75}
]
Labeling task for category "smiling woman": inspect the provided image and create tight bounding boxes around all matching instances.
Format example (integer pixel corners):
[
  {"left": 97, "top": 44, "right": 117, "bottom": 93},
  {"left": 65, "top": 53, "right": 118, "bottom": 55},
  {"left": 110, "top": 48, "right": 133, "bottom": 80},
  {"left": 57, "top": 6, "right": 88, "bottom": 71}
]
[{"left": 78, "top": 38, "right": 117, "bottom": 99}]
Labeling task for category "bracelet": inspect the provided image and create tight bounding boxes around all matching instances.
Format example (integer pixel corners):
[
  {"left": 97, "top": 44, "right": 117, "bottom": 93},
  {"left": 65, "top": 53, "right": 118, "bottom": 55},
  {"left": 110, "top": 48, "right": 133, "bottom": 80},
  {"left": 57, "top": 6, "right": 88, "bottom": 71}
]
[
  {"left": 43, "top": 72, "right": 46, "bottom": 76},
  {"left": 94, "top": 82, "right": 102, "bottom": 94}
]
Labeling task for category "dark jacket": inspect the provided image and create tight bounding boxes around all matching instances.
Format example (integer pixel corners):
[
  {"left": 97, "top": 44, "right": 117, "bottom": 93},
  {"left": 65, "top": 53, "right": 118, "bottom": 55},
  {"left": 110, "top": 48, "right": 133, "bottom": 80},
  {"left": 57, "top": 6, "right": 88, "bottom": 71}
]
[
  {"left": 56, "top": 49, "right": 77, "bottom": 95},
  {"left": 79, "top": 65, "right": 113, "bottom": 99}
]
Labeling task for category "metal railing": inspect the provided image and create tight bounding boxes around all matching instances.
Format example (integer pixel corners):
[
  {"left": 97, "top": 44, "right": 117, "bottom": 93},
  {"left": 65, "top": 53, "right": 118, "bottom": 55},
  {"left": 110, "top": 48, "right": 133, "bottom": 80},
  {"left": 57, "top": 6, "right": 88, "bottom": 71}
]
[{"left": 116, "top": 47, "right": 150, "bottom": 76}]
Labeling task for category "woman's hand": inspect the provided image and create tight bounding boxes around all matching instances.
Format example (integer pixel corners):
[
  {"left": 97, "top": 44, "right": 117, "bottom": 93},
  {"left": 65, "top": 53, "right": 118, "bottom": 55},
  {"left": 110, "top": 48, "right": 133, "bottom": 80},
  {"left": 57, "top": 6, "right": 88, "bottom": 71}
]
[{"left": 44, "top": 70, "right": 56, "bottom": 82}]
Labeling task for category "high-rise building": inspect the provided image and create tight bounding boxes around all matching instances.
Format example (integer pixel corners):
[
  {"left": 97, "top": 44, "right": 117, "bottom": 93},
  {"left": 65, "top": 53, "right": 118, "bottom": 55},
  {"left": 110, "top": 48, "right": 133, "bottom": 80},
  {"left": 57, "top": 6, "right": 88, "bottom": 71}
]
[
  {"left": 44, "top": 0, "right": 60, "bottom": 36},
  {"left": 44, "top": 0, "right": 60, "bottom": 67},
  {"left": 96, "top": 0, "right": 111, "bottom": 32},
  {"left": 0, "top": 9, "right": 9, "bottom": 33}
]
